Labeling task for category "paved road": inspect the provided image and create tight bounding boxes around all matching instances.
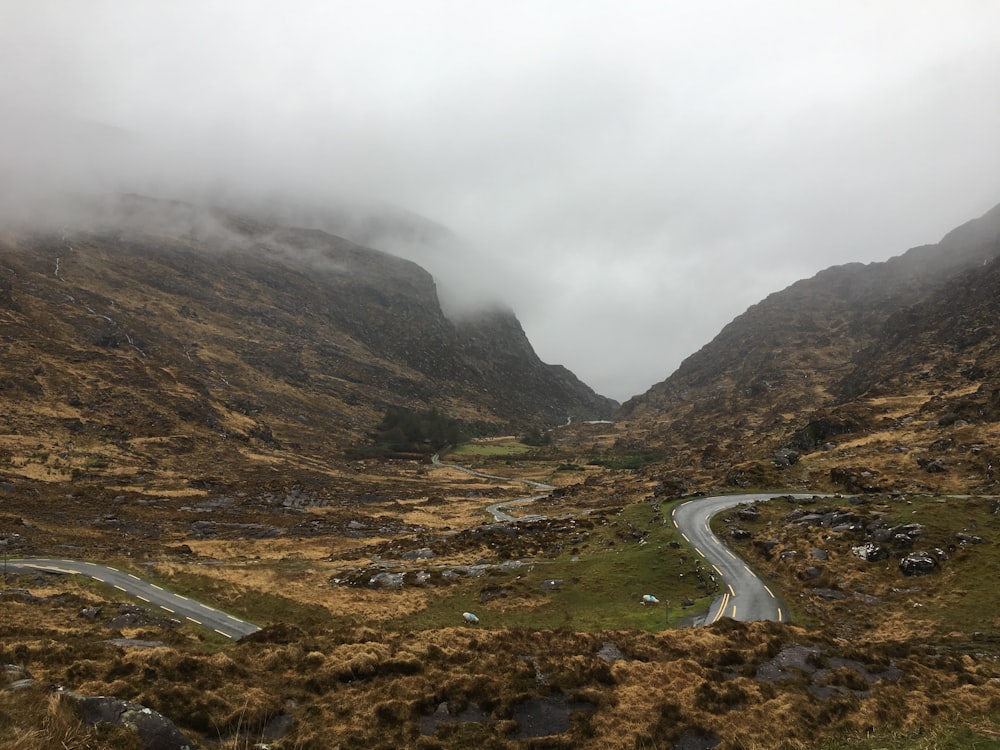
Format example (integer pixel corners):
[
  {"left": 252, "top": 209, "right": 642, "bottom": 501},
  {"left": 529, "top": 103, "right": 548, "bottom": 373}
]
[
  {"left": 437, "top": 453, "right": 816, "bottom": 627},
  {"left": 672, "top": 493, "right": 822, "bottom": 624},
  {"left": 432, "top": 453, "right": 555, "bottom": 521},
  {"left": 7, "top": 558, "right": 260, "bottom": 640}
]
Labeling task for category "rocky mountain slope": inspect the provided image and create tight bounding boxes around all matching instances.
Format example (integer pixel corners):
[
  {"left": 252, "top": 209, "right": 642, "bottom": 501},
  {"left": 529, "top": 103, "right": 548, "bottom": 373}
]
[
  {"left": 0, "top": 194, "right": 614, "bottom": 489},
  {"left": 620, "top": 202, "right": 1000, "bottom": 494}
]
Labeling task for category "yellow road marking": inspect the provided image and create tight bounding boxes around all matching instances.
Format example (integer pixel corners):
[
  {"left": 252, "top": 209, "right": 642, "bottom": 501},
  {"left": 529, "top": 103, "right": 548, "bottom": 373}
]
[
  {"left": 764, "top": 585, "right": 775, "bottom": 598},
  {"left": 176, "top": 595, "right": 189, "bottom": 601},
  {"left": 161, "top": 606, "right": 175, "bottom": 614},
  {"left": 728, "top": 584, "right": 735, "bottom": 596},
  {"left": 694, "top": 547, "right": 704, "bottom": 557},
  {"left": 712, "top": 565, "right": 723, "bottom": 577},
  {"left": 137, "top": 595, "right": 150, "bottom": 603},
  {"left": 726, "top": 549, "right": 737, "bottom": 560},
  {"left": 151, "top": 584, "right": 163, "bottom": 591},
  {"left": 680, "top": 532, "right": 690, "bottom": 543},
  {"left": 214, "top": 629, "right": 233, "bottom": 639},
  {"left": 777, "top": 608, "right": 784, "bottom": 622},
  {"left": 186, "top": 616, "right": 201, "bottom": 625},
  {"left": 107, "top": 566, "right": 119, "bottom": 572},
  {"left": 730, "top": 605, "right": 737, "bottom": 618},
  {"left": 712, "top": 593, "right": 729, "bottom": 624},
  {"left": 113, "top": 585, "right": 126, "bottom": 592},
  {"left": 226, "top": 615, "right": 242, "bottom": 622},
  {"left": 743, "top": 564, "right": 754, "bottom": 576},
  {"left": 128, "top": 574, "right": 140, "bottom": 580}
]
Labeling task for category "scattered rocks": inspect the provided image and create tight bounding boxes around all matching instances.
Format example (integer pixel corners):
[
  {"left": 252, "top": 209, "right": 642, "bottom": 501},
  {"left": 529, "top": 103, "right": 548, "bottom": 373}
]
[
  {"left": 956, "top": 532, "right": 984, "bottom": 545},
  {"left": 541, "top": 579, "right": 563, "bottom": 592},
  {"left": 830, "top": 466, "right": 882, "bottom": 493},
  {"left": 399, "top": 547, "right": 435, "bottom": 560},
  {"left": 730, "top": 528, "right": 752, "bottom": 540},
  {"left": 737, "top": 505, "right": 760, "bottom": 521},
  {"left": 810, "top": 548, "right": 828, "bottom": 561}
]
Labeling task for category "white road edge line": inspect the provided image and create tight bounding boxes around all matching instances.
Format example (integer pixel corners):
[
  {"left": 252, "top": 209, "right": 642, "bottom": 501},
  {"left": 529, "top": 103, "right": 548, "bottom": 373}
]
[{"left": 214, "top": 629, "right": 233, "bottom": 639}]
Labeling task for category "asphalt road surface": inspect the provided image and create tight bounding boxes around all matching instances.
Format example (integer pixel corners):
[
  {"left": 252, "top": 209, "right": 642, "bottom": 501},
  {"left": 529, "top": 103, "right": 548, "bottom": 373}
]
[
  {"left": 672, "top": 493, "right": 823, "bottom": 624},
  {"left": 6, "top": 557, "right": 260, "bottom": 640}
]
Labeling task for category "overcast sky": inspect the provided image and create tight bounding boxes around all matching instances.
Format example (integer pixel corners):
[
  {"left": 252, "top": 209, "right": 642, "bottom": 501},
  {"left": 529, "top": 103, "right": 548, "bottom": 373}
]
[{"left": 3, "top": 1, "right": 1000, "bottom": 401}]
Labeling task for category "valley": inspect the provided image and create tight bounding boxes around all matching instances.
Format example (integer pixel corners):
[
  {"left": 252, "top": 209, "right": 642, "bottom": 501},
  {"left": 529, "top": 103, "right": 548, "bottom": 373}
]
[{"left": 2, "top": 195, "right": 1000, "bottom": 748}]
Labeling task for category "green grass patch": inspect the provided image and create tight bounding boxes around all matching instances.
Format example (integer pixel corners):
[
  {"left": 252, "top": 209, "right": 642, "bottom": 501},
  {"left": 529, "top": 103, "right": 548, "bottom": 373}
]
[
  {"left": 391, "top": 502, "right": 715, "bottom": 632},
  {"left": 817, "top": 720, "right": 1000, "bottom": 749},
  {"left": 451, "top": 441, "right": 532, "bottom": 457},
  {"left": 586, "top": 452, "right": 664, "bottom": 471}
]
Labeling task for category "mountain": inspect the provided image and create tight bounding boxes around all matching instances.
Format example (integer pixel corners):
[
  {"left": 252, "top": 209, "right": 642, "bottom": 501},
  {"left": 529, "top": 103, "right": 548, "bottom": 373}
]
[
  {"left": 620, "top": 202, "right": 1000, "bottom": 494},
  {"left": 0, "top": 194, "right": 614, "bottom": 488}
]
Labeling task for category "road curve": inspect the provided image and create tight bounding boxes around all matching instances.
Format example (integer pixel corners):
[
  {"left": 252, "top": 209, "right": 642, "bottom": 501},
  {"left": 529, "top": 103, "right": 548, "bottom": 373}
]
[
  {"left": 432, "top": 453, "right": 555, "bottom": 521},
  {"left": 672, "top": 493, "right": 821, "bottom": 625},
  {"left": 437, "top": 453, "right": 812, "bottom": 626},
  {"left": 7, "top": 558, "right": 260, "bottom": 640}
]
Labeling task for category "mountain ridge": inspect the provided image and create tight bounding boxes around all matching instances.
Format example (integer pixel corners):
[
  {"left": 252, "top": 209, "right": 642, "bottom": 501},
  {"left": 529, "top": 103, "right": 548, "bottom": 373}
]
[
  {"left": 620, "top": 200, "right": 1000, "bottom": 494},
  {"left": 0, "top": 194, "right": 615, "bottom": 490}
]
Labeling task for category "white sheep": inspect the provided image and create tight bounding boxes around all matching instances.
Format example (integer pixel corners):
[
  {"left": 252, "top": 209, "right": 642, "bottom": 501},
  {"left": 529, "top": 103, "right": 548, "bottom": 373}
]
[
  {"left": 462, "top": 611, "right": 480, "bottom": 624},
  {"left": 640, "top": 594, "right": 659, "bottom": 606}
]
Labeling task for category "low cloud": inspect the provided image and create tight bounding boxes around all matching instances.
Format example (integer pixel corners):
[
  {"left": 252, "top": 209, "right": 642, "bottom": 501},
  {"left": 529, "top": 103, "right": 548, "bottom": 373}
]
[{"left": 3, "top": 1, "right": 1000, "bottom": 400}]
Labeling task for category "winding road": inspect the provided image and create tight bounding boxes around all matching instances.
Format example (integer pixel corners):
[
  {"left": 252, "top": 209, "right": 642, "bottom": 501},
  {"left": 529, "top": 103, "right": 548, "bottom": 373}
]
[
  {"left": 434, "top": 451, "right": 811, "bottom": 625},
  {"left": 6, "top": 558, "right": 260, "bottom": 640},
  {"left": 672, "top": 493, "right": 824, "bottom": 624}
]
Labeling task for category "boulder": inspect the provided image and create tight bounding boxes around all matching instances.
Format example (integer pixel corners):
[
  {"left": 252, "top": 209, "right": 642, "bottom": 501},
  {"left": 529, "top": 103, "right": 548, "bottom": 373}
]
[
  {"left": 799, "top": 566, "right": 823, "bottom": 581},
  {"left": 772, "top": 448, "right": 800, "bottom": 468},
  {"left": 368, "top": 572, "right": 405, "bottom": 588},
  {"left": 851, "top": 543, "right": 888, "bottom": 562},
  {"left": 737, "top": 505, "right": 760, "bottom": 521},
  {"left": 891, "top": 534, "right": 914, "bottom": 549},
  {"left": 899, "top": 551, "right": 938, "bottom": 576},
  {"left": 730, "top": 528, "right": 752, "bottom": 540},
  {"left": 64, "top": 691, "right": 197, "bottom": 750},
  {"left": 917, "top": 458, "right": 948, "bottom": 473}
]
